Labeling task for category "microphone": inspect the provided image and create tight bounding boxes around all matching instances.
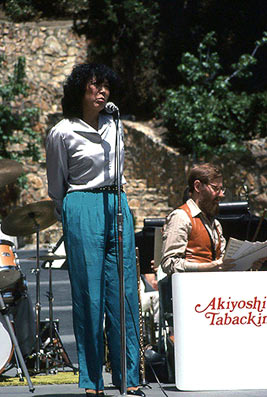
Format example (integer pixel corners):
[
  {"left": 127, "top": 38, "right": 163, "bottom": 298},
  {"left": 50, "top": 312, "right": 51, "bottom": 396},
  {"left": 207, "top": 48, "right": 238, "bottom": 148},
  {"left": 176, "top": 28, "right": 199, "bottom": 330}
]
[{"left": 105, "top": 102, "right": 120, "bottom": 118}]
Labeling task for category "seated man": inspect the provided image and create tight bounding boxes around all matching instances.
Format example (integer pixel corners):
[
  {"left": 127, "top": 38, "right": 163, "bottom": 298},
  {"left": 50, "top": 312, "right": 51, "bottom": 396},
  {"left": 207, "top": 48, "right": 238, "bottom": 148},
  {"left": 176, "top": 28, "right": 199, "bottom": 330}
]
[{"left": 161, "top": 162, "right": 265, "bottom": 274}]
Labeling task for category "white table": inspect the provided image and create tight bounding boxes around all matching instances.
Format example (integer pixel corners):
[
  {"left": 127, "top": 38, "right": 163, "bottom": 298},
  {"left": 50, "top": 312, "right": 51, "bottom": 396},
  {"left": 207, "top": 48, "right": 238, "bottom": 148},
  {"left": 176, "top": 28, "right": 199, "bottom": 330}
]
[{"left": 172, "top": 271, "right": 267, "bottom": 391}]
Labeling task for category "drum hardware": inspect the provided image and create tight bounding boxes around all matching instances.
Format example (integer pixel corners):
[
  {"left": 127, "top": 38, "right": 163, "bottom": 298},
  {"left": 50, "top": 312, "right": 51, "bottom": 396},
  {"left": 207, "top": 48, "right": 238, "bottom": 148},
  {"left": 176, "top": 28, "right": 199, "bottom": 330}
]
[
  {"left": 1, "top": 203, "right": 75, "bottom": 375},
  {"left": 41, "top": 321, "right": 77, "bottom": 375},
  {"left": 0, "top": 158, "right": 23, "bottom": 188},
  {"left": 0, "top": 292, "right": 34, "bottom": 392},
  {"left": 1, "top": 200, "right": 57, "bottom": 237},
  {"left": 0, "top": 313, "right": 14, "bottom": 375},
  {"left": 0, "top": 239, "right": 21, "bottom": 290},
  {"left": 12, "top": 349, "right": 24, "bottom": 382},
  {"left": 27, "top": 253, "right": 66, "bottom": 261},
  {"left": 40, "top": 258, "right": 77, "bottom": 374},
  {"left": 1, "top": 273, "right": 28, "bottom": 304},
  {"left": 1, "top": 200, "right": 57, "bottom": 373},
  {"left": 0, "top": 239, "right": 30, "bottom": 379}
]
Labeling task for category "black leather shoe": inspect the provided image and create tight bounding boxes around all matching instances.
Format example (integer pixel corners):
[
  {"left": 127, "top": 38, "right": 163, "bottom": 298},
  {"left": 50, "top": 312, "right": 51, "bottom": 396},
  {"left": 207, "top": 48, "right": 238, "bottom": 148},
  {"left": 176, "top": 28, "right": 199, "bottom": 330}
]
[{"left": 127, "top": 389, "right": 146, "bottom": 397}]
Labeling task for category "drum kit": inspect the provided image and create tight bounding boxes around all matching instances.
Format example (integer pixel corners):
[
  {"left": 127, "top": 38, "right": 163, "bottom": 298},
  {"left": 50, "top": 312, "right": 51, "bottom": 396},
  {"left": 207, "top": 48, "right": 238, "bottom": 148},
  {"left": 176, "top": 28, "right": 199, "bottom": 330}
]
[{"left": 0, "top": 159, "right": 76, "bottom": 392}]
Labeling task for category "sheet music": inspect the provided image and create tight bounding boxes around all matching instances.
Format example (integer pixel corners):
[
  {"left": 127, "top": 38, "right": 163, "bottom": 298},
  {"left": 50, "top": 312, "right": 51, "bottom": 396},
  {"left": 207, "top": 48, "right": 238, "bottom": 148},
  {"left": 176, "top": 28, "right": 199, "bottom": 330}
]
[
  {"left": 231, "top": 240, "right": 257, "bottom": 259},
  {"left": 224, "top": 238, "right": 243, "bottom": 259},
  {"left": 234, "top": 241, "right": 266, "bottom": 259},
  {"left": 224, "top": 237, "right": 267, "bottom": 271},
  {"left": 231, "top": 245, "right": 267, "bottom": 271}
]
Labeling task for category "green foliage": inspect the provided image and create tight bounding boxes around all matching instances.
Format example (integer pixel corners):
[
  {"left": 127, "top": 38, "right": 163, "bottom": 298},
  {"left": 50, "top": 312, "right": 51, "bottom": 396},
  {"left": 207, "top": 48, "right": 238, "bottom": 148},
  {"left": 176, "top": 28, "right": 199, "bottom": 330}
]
[
  {"left": 4, "top": 0, "right": 88, "bottom": 21},
  {"left": 4, "top": 0, "right": 162, "bottom": 115},
  {"left": 4, "top": 0, "right": 39, "bottom": 21},
  {"left": 0, "top": 56, "right": 41, "bottom": 163},
  {"left": 159, "top": 32, "right": 267, "bottom": 159},
  {"left": 3, "top": 0, "right": 266, "bottom": 123},
  {"left": 77, "top": 0, "right": 162, "bottom": 117}
]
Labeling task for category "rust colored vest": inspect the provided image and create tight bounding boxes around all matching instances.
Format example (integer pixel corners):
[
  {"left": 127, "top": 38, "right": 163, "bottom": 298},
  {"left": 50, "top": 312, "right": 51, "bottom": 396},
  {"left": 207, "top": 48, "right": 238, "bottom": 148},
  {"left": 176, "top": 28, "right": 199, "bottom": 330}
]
[{"left": 179, "top": 203, "right": 221, "bottom": 263}]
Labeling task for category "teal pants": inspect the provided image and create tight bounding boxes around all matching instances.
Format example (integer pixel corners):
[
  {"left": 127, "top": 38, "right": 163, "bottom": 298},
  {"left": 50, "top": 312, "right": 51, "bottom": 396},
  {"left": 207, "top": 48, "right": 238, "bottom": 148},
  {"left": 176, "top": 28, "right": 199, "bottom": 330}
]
[{"left": 62, "top": 191, "right": 140, "bottom": 390}]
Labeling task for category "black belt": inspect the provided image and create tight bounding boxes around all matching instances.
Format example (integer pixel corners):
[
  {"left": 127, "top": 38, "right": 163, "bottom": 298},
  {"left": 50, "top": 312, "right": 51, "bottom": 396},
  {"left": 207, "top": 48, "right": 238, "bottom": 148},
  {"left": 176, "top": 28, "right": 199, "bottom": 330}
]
[
  {"left": 91, "top": 185, "right": 124, "bottom": 192},
  {"left": 72, "top": 185, "right": 124, "bottom": 193}
]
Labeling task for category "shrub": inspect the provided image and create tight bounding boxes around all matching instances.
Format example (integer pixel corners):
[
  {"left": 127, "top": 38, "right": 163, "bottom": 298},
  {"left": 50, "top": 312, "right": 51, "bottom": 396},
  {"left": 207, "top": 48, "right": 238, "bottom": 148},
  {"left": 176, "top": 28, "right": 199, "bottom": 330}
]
[
  {"left": 75, "top": 0, "right": 162, "bottom": 117},
  {"left": 158, "top": 31, "right": 267, "bottom": 159},
  {"left": 0, "top": 56, "right": 41, "bottom": 163},
  {"left": 4, "top": 0, "right": 88, "bottom": 21}
]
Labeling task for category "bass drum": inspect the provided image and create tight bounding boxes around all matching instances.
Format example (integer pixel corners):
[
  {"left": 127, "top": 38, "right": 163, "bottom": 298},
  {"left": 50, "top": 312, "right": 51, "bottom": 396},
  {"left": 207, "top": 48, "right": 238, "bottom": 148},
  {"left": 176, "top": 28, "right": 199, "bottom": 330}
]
[{"left": 0, "top": 314, "right": 14, "bottom": 374}]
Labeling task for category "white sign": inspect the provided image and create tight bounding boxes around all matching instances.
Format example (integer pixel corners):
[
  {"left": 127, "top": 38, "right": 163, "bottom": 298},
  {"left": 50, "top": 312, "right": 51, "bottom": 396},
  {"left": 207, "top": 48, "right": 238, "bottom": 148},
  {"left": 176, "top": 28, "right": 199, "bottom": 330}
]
[{"left": 172, "top": 271, "right": 267, "bottom": 391}]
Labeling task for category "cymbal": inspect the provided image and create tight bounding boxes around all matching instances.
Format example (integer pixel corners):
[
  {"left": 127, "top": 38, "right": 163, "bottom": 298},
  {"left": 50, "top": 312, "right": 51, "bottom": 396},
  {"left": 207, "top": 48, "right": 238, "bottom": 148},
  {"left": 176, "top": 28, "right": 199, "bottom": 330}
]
[
  {"left": 0, "top": 158, "right": 23, "bottom": 188},
  {"left": 1, "top": 200, "right": 57, "bottom": 236},
  {"left": 27, "top": 254, "right": 66, "bottom": 261}
]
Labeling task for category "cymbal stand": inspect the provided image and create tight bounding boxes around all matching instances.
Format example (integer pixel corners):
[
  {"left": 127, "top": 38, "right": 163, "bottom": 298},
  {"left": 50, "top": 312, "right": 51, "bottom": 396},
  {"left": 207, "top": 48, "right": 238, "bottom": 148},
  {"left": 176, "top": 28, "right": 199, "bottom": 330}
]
[
  {"left": 13, "top": 349, "right": 24, "bottom": 382},
  {"left": 43, "top": 259, "right": 78, "bottom": 374},
  {"left": 48, "top": 259, "right": 54, "bottom": 345},
  {"left": 30, "top": 215, "right": 42, "bottom": 373},
  {"left": 0, "top": 292, "right": 34, "bottom": 392}
]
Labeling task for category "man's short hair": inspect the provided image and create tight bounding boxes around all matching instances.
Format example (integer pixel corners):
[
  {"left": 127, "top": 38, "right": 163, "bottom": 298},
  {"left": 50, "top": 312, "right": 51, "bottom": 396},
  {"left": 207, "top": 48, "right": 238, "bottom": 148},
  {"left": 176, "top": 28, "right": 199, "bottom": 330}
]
[{"left": 188, "top": 163, "right": 223, "bottom": 193}]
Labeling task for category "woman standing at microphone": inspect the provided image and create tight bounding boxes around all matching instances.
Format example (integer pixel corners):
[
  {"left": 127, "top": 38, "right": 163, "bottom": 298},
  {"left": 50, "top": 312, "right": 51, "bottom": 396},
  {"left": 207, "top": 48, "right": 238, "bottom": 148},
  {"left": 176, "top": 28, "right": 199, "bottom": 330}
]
[{"left": 46, "top": 63, "right": 143, "bottom": 397}]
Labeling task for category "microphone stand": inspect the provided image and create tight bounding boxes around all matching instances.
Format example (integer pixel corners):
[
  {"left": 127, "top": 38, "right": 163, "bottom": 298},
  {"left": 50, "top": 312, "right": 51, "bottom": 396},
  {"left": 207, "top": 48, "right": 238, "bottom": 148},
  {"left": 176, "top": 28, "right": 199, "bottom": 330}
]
[{"left": 114, "top": 109, "right": 127, "bottom": 397}]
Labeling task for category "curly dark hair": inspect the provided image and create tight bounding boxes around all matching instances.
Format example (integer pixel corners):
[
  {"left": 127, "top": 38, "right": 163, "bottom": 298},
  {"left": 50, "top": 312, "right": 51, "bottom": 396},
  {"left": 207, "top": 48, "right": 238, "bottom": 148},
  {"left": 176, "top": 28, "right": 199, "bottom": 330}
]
[{"left": 61, "top": 63, "right": 120, "bottom": 119}]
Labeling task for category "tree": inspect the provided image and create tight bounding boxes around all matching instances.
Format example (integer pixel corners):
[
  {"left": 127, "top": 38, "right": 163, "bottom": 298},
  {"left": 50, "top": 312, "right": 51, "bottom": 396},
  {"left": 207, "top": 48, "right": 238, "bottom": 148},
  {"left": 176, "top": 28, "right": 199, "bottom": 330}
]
[
  {"left": 158, "top": 31, "right": 267, "bottom": 160},
  {"left": 74, "top": 0, "right": 162, "bottom": 118},
  {"left": 3, "top": 0, "right": 88, "bottom": 21},
  {"left": 0, "top": 56, "right": 41, "bottom": 163},
  {"left": 2, "top": 1, "right": 266, "bottom": 118},
  {"left": 158, "top": 0, "right": 267, "bottom": 92}
]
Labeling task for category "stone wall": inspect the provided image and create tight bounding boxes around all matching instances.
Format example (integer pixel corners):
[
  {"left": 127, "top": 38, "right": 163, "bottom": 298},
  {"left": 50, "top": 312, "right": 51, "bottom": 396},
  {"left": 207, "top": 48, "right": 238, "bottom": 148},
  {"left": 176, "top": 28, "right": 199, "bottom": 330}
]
[
  {"left": 0, "top": 20, "right": 88, "bottom": 130},
  {"left": 123, "top": 121, "right": 267, "bottom": 217},
  {"left": 0, "top": 20, "right": 266, "bottom": 245},
  {"left": 123, "top": 120, "right": 188, "bottom": 209},
  {"left": 0, "top": 20, "right": 88, "bottom": 244}
]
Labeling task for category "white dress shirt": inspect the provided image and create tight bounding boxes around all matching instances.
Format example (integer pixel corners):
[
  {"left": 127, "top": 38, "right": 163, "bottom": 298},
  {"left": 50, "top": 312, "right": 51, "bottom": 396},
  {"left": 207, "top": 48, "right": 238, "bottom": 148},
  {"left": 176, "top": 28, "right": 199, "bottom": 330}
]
[{"left": 46, "top": 114, "right": 125, "bottom": 220}]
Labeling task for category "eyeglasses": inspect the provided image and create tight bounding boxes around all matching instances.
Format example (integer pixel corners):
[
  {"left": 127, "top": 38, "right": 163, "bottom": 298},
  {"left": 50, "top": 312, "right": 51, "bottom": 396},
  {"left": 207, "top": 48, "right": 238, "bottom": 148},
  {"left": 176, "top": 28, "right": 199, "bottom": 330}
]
[{"left": 208, "top": 183, "right": 226, "bottom": 194}]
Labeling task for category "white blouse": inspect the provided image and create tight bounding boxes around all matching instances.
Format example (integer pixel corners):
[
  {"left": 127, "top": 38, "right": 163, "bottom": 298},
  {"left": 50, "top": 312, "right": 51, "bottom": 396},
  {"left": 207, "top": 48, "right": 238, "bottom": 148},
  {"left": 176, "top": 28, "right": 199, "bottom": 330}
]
[{"left": 46, "top": 114, "right": 125, "bottom": 220}]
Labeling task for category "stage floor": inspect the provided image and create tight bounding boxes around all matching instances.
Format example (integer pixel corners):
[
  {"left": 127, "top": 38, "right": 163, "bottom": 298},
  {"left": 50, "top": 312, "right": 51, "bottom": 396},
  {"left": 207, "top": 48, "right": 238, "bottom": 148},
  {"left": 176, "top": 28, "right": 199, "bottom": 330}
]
[{"left": 1, "top": 369, "right": 267, "bottom": 397}]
